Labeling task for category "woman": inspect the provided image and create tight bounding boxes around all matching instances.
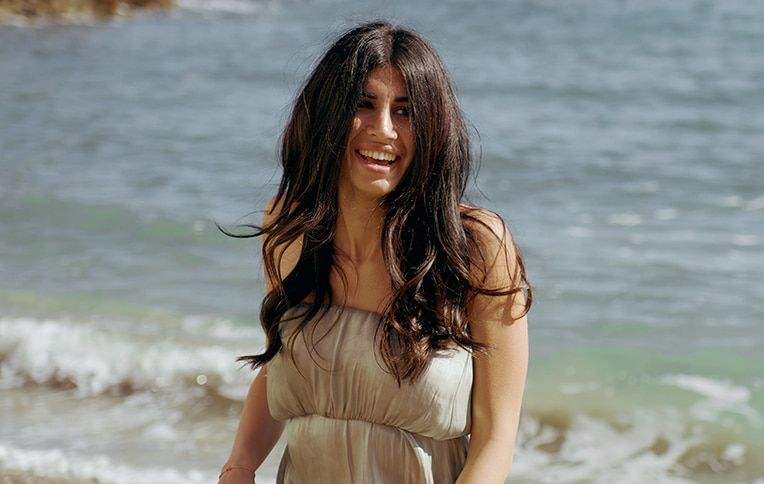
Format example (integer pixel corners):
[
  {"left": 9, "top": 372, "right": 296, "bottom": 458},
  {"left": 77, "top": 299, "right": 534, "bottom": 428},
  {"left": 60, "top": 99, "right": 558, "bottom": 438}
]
[{"left": 219, "top": 21, "right": 531, "bottom": 484}]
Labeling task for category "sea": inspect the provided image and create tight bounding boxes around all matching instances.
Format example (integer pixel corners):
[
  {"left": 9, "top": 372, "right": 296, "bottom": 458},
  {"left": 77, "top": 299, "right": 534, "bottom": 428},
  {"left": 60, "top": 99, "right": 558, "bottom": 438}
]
[{"left": 1, "top": 0, "right": 762, "bottom": 482}]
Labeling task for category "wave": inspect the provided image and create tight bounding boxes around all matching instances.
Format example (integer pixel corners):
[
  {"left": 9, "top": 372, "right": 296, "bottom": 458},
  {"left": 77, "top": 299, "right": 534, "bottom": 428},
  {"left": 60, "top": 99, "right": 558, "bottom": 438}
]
[
  {"left": 3, "top": 316, "right": 764, "bottom": 481},
  {"left": 516, "top": 348, "right": 764, "bottom": 483},
  {"left": 0, "top": 442, "right": 213, "bottom": 484},
  {"left": 514, "top": 411, "right": 764, "bottom": 483},
  {"left": 0, "top": 315, "right": 260, "bottom": 402}
]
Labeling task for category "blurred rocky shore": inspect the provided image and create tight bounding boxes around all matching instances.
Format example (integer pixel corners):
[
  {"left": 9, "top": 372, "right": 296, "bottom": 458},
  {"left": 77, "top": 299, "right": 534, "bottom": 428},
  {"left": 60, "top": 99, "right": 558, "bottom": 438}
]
[{"left": 0, "top": 0, "right": 174, "bottom": 25}]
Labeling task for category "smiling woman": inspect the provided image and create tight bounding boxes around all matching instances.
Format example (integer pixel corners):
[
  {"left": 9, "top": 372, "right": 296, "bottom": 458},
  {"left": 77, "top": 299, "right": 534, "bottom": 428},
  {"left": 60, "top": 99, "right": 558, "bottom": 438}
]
[{"left": 219, "top": 21, "right": 531, "bottom": 484}]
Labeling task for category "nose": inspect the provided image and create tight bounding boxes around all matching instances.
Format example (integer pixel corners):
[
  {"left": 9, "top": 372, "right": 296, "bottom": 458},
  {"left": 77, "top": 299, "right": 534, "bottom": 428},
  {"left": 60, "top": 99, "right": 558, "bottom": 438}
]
[{"left": 366, "top": 109, "right": 397, "bottom": 140}]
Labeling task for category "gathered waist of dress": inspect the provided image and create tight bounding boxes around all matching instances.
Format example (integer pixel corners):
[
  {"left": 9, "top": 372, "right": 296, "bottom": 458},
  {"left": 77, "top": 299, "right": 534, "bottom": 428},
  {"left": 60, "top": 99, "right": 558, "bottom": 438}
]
[{"left": 278, "top": 414, "right": 468, "bottom": 483}]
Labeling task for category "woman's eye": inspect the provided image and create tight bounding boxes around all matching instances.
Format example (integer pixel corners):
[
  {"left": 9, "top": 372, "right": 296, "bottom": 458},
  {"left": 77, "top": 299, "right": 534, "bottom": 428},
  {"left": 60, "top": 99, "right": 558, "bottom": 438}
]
[
  {"left": 394, "top": 106, "right": 410, "bottom": 117},
  {"left": 357, "top": 100, "right": 373, "bottom": 110}
]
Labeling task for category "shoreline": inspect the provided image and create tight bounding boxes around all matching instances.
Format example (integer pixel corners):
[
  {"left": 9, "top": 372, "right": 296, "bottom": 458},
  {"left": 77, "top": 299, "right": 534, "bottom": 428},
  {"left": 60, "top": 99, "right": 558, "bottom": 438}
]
[{"left": 0, "top": 0, "right": 174, "bottom": 26}]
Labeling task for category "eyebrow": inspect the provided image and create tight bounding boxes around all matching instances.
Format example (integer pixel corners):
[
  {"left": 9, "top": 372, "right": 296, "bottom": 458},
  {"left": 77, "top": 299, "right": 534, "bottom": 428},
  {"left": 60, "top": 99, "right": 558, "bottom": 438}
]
[{"left": 361, "top": 91, "right": 409, "bottom": 103}]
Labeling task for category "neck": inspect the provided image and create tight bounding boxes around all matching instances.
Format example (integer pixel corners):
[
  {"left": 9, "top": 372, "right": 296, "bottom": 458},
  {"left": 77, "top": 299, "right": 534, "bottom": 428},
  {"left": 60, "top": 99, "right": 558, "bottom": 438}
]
[{"left": 335, "top": 191, "right": 386, "bottom": 263}]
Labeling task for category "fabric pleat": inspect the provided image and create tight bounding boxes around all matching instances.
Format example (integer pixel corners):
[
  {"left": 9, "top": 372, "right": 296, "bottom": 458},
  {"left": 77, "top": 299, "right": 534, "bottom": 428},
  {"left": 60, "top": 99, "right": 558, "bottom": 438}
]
[{"left": 267, "top": 304, "right": 473, "bottom": 483}]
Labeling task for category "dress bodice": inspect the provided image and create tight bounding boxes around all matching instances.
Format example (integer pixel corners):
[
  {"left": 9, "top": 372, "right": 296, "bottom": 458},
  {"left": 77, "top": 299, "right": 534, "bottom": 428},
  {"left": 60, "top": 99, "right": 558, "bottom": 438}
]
[{"left": 266, "top": 304, "right": 473, "bottom": 483}]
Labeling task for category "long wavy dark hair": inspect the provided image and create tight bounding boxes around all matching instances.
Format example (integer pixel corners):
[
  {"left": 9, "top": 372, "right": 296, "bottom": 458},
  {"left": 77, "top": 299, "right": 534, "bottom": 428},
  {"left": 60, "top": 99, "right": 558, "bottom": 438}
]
[{"left": 234, "top": 21, "right": 531, "bottom": 382}]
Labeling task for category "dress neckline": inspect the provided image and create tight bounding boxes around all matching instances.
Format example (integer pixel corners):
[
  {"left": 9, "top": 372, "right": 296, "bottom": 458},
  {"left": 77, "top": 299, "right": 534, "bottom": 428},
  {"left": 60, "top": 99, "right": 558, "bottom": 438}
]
[{"left": 292, "top": 301, "right": 386, "bottom": 320}]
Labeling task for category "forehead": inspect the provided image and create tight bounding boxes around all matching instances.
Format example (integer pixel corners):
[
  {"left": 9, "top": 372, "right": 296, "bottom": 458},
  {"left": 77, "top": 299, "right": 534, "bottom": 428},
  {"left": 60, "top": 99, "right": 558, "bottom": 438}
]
[{"left": 363, "top": 65, "right": 408, "bottom": 96}]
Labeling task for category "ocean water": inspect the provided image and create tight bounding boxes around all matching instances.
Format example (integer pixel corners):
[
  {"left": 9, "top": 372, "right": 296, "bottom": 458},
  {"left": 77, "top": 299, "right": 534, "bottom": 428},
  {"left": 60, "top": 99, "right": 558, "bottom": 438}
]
[{"left": 1, "top": 0, "right": 763, "bottom": 482}]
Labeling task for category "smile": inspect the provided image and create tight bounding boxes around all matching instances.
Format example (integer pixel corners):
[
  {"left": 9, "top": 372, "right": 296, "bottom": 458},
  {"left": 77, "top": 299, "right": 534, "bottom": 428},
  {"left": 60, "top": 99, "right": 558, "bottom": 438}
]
[{"left": 358, "top": 150, "right": 398, "bottom": 166}]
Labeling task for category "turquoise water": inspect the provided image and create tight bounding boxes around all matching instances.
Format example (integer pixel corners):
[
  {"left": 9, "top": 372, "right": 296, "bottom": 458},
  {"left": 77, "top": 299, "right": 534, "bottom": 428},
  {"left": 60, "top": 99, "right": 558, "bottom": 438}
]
[{"left": 1, "top": 0, "right": 763, "bottom": 482}]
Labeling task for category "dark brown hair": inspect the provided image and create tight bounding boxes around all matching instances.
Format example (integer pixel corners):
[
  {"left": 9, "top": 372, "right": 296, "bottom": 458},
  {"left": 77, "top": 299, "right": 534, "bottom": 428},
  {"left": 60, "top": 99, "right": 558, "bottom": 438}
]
[{"left": 235, "top": 21, "right": 531, "bottom": 381}]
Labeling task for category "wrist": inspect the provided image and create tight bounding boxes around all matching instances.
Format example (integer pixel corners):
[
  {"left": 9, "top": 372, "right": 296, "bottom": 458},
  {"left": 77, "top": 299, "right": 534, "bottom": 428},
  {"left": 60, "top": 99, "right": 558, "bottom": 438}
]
[
  {"left": 218, "top": 465, "right": 255, "bottom": 480},
  {"left": 222, "top": 452, "right": 256, "bottom": 471}
]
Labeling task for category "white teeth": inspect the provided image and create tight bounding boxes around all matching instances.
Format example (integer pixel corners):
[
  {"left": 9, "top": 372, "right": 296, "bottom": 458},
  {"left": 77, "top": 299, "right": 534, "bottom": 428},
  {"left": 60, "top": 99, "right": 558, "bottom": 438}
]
[{"left": 359, "top": 150, "right": 396, "bottom": 162}]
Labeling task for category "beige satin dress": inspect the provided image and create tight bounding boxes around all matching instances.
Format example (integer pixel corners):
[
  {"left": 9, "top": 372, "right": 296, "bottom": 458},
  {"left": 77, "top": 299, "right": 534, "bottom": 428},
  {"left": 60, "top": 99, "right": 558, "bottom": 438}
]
[{"left": 267, "top": 304, "right": 473, "bottom": 483}]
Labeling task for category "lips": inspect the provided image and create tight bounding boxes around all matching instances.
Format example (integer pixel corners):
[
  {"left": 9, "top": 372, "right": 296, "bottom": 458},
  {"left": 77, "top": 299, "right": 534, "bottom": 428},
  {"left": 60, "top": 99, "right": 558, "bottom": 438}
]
[{"left": 358, "top": 149, "right": 398, "bottom": 166}]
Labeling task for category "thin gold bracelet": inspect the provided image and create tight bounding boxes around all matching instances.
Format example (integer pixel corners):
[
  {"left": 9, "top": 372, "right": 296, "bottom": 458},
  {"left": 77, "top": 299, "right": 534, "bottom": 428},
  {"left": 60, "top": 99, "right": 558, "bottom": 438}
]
[{"left": 218, "top": 465, "right": 255, "bottom": 479}]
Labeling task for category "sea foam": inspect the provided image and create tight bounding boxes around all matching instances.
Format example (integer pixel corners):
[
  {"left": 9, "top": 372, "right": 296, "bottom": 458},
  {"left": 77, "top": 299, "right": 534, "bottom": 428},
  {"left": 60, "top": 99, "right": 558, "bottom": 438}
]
[
  {"left": 0, "top": 316, "right": 255, "bottom": 401},
  {"left": 0, "top": 442, "right": 212, "bottom": 484}
]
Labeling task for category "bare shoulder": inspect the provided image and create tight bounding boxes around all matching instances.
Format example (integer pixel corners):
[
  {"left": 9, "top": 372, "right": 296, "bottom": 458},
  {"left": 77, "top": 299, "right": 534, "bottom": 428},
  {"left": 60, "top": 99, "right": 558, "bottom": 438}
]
[
  {"left": 261, "top": 194, "right": 302, "bottom": 291},
  {"left": 262, "top": 194, "right": 286, "bottom": 226},
  {"left": 461, "top": 205, "right": 515, "bottom": 252},
  {"left": 461, "top": 204, "right": 524, "bottom": 291}
]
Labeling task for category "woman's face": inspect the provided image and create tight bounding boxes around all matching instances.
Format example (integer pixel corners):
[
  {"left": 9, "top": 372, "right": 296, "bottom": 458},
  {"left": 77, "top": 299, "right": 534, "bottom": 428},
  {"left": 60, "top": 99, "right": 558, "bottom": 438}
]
[{"left": 340, "top": 65, "right": 414, "bottom": 202}]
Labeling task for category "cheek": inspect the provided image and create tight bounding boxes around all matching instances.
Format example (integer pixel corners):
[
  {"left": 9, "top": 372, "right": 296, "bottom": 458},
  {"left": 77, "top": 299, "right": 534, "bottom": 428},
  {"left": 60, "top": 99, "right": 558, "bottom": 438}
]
[{"left": 344, "top": 117, "right": 362, "bottom": 156}]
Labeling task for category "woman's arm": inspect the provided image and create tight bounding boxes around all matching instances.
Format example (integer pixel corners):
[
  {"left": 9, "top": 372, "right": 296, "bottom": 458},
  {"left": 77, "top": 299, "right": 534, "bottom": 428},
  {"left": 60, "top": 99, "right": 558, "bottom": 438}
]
[
  {"left": 220, "top": 196, "right": 299, "bottom": 482},
  {"left": 457, "top": 210, "right": 529, "bottom": 484},
  {"left": 218, "top": 365, "right": 286, "bottom": 483}
]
